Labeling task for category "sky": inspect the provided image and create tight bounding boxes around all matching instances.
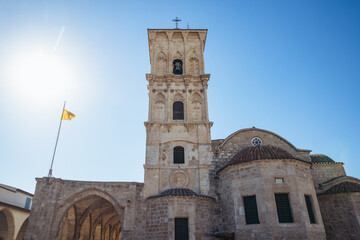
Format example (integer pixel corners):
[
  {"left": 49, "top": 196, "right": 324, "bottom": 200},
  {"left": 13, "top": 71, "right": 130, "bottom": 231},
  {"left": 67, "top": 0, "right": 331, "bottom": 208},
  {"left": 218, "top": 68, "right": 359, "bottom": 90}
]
[{"left": 0, "top": 0, "right": 359, "bottom": 194}]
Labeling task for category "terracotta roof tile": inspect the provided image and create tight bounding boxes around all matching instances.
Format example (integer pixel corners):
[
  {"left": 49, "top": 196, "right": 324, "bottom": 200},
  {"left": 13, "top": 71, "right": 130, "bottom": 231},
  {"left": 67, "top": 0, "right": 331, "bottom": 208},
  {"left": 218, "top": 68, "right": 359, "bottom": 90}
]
[
  {"left": 320, "top": 181, "right": 360, "bottom": 195},
  {"left": 311, "top": 154, "right": 335, "bottom": 164},
  {"left": 147, "top": 188, "right": 214, "bottom": 200},
  {"left": 218, "top": 146, "right": 301, "bottom": 172}
]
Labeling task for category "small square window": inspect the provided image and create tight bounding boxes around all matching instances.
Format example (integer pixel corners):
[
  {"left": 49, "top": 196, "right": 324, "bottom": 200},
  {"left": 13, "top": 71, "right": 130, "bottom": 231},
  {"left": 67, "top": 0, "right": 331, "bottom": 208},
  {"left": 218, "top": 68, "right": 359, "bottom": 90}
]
[{"left": 275, "top": 178, "right": 284, "bottom": 184}]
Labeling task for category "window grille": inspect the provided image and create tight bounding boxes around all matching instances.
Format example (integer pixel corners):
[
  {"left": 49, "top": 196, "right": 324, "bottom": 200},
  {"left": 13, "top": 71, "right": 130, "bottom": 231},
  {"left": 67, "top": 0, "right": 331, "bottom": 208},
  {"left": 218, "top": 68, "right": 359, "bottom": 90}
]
[
  {"left": 243, "top": 195, "right": 260, "bottom": 224},
  {"left": 175, "top": 218, "right": 188, "bottom": 240},
  {"left": 305, "top": 195, "right": 316, "bottom": 224},
  {"left": 174, "top": 146, "right": 185, "bottom": 164},
  {"left": 173, "top": 101, "right": 184, "bottom": 120},
  {"left": 275, "top": 194, "right": 293, "bottom": 223}
]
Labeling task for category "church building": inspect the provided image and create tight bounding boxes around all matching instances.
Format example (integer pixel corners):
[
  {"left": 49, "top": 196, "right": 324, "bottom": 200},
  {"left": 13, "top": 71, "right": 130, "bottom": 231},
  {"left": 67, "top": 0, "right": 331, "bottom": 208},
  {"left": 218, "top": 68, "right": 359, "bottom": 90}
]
[{"left": 25, "top": 27, "right": 360, "bottom": 240}]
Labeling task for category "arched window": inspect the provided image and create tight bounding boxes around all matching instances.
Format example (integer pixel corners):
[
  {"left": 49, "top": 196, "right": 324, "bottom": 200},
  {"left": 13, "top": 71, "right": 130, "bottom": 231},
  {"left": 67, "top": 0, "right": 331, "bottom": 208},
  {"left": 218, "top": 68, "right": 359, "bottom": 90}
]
[
  {"left": 173, "top": 101, "right": 184, "bottom": 120},
  {"left": 173, "top": 59, "right": 183, "bottom": 75},
  {"left": 174, "top": 146, "right": 185, "bottom": 164}
]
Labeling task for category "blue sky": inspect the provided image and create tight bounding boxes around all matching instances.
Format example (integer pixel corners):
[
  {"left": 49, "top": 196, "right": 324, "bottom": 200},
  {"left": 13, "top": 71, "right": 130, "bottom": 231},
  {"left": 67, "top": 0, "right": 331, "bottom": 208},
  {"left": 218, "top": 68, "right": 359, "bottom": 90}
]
[{"left": 0, "top": 0, "right": 359, "bottom": 193}]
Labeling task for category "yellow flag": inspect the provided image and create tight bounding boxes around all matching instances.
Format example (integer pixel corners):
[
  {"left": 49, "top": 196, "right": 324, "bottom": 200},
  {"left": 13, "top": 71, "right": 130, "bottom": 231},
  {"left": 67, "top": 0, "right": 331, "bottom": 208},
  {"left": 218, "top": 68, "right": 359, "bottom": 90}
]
[{"left": 62, "top": 109, "right": 76, "bottom": 120}]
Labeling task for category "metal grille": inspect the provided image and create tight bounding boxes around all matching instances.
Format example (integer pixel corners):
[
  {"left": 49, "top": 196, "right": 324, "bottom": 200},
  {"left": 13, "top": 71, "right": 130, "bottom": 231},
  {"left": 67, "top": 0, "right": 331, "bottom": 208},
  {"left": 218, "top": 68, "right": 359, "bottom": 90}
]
[
  {"left": 243, "top": 195, "right": 260, "bottom": 224},
  {"left": 305, "top": 195, "right": 316, "bottom": 224},
  {"left": 175, "top": 218, "right": 189, "bottom": 240},
  {"left": 275, "top": 194, "right": 293, "bottom": 223},
  {"left": 173, "top": 101, "right": 184, "bottom": 120},
  {"left": 174, "top": 147, "right": 185, "bottom": 164}
]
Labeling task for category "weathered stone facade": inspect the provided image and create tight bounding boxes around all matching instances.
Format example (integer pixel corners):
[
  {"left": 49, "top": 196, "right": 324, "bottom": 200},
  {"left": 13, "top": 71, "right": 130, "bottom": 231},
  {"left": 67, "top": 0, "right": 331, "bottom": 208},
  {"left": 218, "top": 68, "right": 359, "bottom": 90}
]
[{"left": 25, "top": 28, "right": 360, "bottom": 240}]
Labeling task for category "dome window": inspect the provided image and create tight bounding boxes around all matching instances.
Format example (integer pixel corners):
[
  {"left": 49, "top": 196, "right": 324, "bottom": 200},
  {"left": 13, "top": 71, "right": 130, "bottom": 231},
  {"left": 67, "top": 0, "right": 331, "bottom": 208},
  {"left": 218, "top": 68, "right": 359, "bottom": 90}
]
[{"left": 251, "top": 137, "right": 262, "bottom": 146}]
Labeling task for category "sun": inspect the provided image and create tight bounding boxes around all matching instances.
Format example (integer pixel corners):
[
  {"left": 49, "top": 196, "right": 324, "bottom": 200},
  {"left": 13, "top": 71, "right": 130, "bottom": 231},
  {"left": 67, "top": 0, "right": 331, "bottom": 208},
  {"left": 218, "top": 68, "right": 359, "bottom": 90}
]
[{"left": 9, "top": 50, "right": 77, "bottom": 103}]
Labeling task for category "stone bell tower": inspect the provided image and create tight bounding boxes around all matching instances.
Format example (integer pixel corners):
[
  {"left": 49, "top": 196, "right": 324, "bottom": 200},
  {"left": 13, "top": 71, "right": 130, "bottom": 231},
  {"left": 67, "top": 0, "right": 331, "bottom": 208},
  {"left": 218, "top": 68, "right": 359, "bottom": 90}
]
[{"left": 144, "top": 28, "right": 213, "bottom": 198}]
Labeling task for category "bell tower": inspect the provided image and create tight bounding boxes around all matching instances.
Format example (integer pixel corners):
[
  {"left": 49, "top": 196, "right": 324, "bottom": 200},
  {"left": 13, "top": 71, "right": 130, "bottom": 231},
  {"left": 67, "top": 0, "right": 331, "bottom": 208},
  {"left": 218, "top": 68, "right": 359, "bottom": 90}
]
[{"left": 144, "top": 28, "right": 212, "bottom": 197}]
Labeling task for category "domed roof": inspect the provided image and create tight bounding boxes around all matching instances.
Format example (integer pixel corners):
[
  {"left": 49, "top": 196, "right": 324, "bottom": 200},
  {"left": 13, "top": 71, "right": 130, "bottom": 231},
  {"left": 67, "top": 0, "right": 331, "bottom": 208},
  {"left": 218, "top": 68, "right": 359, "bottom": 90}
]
[
  {"left": 147, "top": 188, "right": 214, "bottom": 200},
  {"left": 320, "top": 181, "right": 360, "bottom": 195},
  {"left": 218, "top": 146, "right": 299, "bottom": 172},
  {"left": 310, "top": 154, "right": 335, "bottom": 164}
]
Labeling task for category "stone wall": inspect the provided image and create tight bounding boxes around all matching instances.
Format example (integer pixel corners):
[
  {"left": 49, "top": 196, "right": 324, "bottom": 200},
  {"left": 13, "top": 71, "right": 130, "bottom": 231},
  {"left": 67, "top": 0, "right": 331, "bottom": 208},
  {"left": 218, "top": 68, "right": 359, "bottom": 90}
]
[
  {"left": 213, "top": 128, "right": 311, "bottom": 170},
  {"left": 218, "top": 159, "right": 326, "bottom": 239},
  {"left": 146, "top": 196, "right": 215, "bottom": 240},
  {"left": 318, "top": 192, "right": 360, "bottom": 240},
  {"left": 311, "top": 163, "right": 346, "bottom": 188},
  {"left": 25, "top": 177, "right": 145, "bottom": 240}
]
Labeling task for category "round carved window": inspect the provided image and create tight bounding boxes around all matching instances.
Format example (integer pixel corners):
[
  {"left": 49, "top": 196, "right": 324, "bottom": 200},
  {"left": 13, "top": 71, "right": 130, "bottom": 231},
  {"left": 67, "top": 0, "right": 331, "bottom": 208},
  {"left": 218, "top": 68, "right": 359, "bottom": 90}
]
[
  {"left": 169, "top": 170, "right": 189, "bottom": 187},
  {"left": 251, "top": 137, "right": 263, "bottom": 146}
]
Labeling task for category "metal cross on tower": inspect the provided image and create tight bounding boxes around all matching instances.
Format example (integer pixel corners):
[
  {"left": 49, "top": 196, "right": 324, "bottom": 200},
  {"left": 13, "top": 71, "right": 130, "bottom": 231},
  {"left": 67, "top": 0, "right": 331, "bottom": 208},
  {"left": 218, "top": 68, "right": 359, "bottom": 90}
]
[{"left": 172, "top": 17, "right": 181, "bottom": 29}]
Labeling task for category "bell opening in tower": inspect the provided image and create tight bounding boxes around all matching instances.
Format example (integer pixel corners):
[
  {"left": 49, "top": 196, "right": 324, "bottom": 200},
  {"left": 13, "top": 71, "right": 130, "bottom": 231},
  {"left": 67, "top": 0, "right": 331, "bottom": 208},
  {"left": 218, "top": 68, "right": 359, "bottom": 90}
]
[{"left": 173, "top": 59, "right": 183, "bottom": 75}]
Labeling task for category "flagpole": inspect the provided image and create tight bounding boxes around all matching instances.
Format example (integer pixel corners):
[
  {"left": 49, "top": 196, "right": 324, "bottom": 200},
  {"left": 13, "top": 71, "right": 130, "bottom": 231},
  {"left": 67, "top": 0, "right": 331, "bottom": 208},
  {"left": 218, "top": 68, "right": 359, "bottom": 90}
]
[{"left": 48, "top": 101, "right": 66, "bottom": 177}]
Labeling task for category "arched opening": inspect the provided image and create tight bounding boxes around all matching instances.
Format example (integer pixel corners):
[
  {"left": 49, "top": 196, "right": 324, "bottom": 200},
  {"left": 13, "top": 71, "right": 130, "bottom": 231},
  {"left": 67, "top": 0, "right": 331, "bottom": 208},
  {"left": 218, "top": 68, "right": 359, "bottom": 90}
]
[
  {"left": 174, "top": 146, "right": 185, "bottom": 164},
  {"left": 173, "top": 101, "right": 184, "bottom": 120},
  {"left": 173, "top": 59, "right": 183, "bottom": 75},
  {"left": 15, "top": 217, "right": 29, "bottom": 240},
  {"left": 57, "top": 195, "right": 122, "bottom": 240},
  {"left": 0, "top": 209, "right": 14, "bottom": 240}
]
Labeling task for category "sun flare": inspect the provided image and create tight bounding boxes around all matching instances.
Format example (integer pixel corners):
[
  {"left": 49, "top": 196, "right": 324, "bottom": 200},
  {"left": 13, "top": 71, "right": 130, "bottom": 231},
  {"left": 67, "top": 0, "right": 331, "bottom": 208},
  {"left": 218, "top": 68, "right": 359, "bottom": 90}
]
[{"left": 10, "top": 50, "right": 78, "bottom": 103}]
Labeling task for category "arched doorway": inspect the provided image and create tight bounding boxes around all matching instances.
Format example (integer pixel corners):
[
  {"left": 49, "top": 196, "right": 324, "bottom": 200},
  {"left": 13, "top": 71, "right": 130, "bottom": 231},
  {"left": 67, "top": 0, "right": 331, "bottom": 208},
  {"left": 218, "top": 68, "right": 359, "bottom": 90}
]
[
  {"left": 57, "top": 195, "right": 122, "bottom": 240},
  {"left": 0, "top": 209, "right": 14, "bottom": 240},
  {"left": 15, "top": 217, "right": 29, "bottom": 240}
]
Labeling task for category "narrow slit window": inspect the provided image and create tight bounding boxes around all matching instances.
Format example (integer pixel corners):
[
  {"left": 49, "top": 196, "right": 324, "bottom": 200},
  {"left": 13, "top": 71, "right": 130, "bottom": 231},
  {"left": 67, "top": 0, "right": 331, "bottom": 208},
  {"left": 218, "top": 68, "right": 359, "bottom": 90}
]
[
  {"left": 174, "top": 146, "right": 185, "bottom": 164},
  {"left": 275, "top": 193, "right": 293, "bottom": 223},
  {"left": 243, "top": 195, "right": 260, "bottom": 224},
  {"left": 173, "top": 101, "right": 184, "bottom": 120},
  {"left": 175, "top": 218, "right": 188, "bottom": 240},
  {"left": 305, "top": 195, "right": 316, "bottom": 224},
  {"left": 25, "top": 197, "right": 32, "bottom": 210}
]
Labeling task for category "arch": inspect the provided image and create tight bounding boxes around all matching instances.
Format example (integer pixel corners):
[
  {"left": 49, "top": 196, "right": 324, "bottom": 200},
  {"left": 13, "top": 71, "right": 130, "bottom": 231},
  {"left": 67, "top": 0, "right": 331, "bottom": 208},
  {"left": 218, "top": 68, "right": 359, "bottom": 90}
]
[
  {"left": 173, "top": 59, "right": 183, "bottom": 75},
  {"left": 189, "top": 51, "right": 200, "bottom": 74},
  {"left": 154, "top": 92, "right": 166, "bottom": 122},
  {"left": 173, "top": 93, "right": 184, "bottom": 102},
  {"left": 173, "top": 146, "right": 185, "bottom": 164},
  {"left": 173, "top": 51, "right": 183, "bottom": 60},
  {"left": 15, "top": 217, "right": 29, "bottom": 240},
  {"left": 54, "top": 188, "right": 125, "bottom": 240},
  {"left": 155, "top": 92, "right": 166, "bottom": 103},
  {"left": 173, "top": 101, "right": 184, "bottom": 120},
  {"left": 156, "top": 51, "right": 167, "bottom": 73},
  {"left": 0, "top": 209, "right": 15, "bottom": 240},
  {"left": 215, "top": 127, "right": 310, "bottom": 153},
  {"left": 190, "top": 93, "right": 202, "bottom": 121},
  {"left": 191, "top": 92, "right": 202, "bottom": 103},
  {"left": 157, "top": 51, "right": 166, "bottom": 60}
]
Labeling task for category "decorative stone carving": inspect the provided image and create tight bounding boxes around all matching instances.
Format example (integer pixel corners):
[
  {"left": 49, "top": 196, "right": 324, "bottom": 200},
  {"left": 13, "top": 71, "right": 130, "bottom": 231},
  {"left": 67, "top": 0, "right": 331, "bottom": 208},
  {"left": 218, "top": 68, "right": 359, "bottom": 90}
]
[
  {"left": 191, "top": 92, "right": 202, "bottom": 103},
  {"left": 169, "top": 170, "right": 189, "bottom": 187},
  {"left": 155, "top": 92, "right": 166, "bottom": 103},
  {"left": 174, "top": 51, "right": 183, "bottom": 60},
  {"left": 189, "top": 51, "right": 200, "bottom": 74},
  {"left": 173, "top": 93, "right": 185, "bottom": 102},
  {"left": 156, "top": 51, "right": 167, "bottom": 73}
]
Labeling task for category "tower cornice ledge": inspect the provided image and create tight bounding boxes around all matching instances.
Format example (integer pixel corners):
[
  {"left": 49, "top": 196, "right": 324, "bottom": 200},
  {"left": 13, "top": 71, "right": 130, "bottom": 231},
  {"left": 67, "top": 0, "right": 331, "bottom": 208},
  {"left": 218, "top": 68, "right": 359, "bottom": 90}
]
[
  {"left": 144, "top": 121, "right": 213, "bottom": 128},
  {"left": 146, "top": 74, "right": 210, "bottom": 83}
]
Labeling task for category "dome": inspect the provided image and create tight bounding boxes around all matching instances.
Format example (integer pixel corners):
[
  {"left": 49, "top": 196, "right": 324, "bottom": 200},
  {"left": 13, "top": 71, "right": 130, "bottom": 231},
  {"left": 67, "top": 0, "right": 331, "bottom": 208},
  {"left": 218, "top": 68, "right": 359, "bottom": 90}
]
[
  {"left": 218, "top": 146, "right": 298, "bottom": 172},
  {"left": 310, "top": 154, "right": 335, "bottom": 164},
  {"left": 320, "top": 181, "right": 360, "bottom": 195}
]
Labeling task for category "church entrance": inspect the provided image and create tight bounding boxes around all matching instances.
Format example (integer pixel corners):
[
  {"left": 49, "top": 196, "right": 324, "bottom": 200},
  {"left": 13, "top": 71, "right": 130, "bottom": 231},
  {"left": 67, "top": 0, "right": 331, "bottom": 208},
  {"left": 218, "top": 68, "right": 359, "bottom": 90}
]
[{"left": 57, "top": 195, "right": 122, "bottom": 240}]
